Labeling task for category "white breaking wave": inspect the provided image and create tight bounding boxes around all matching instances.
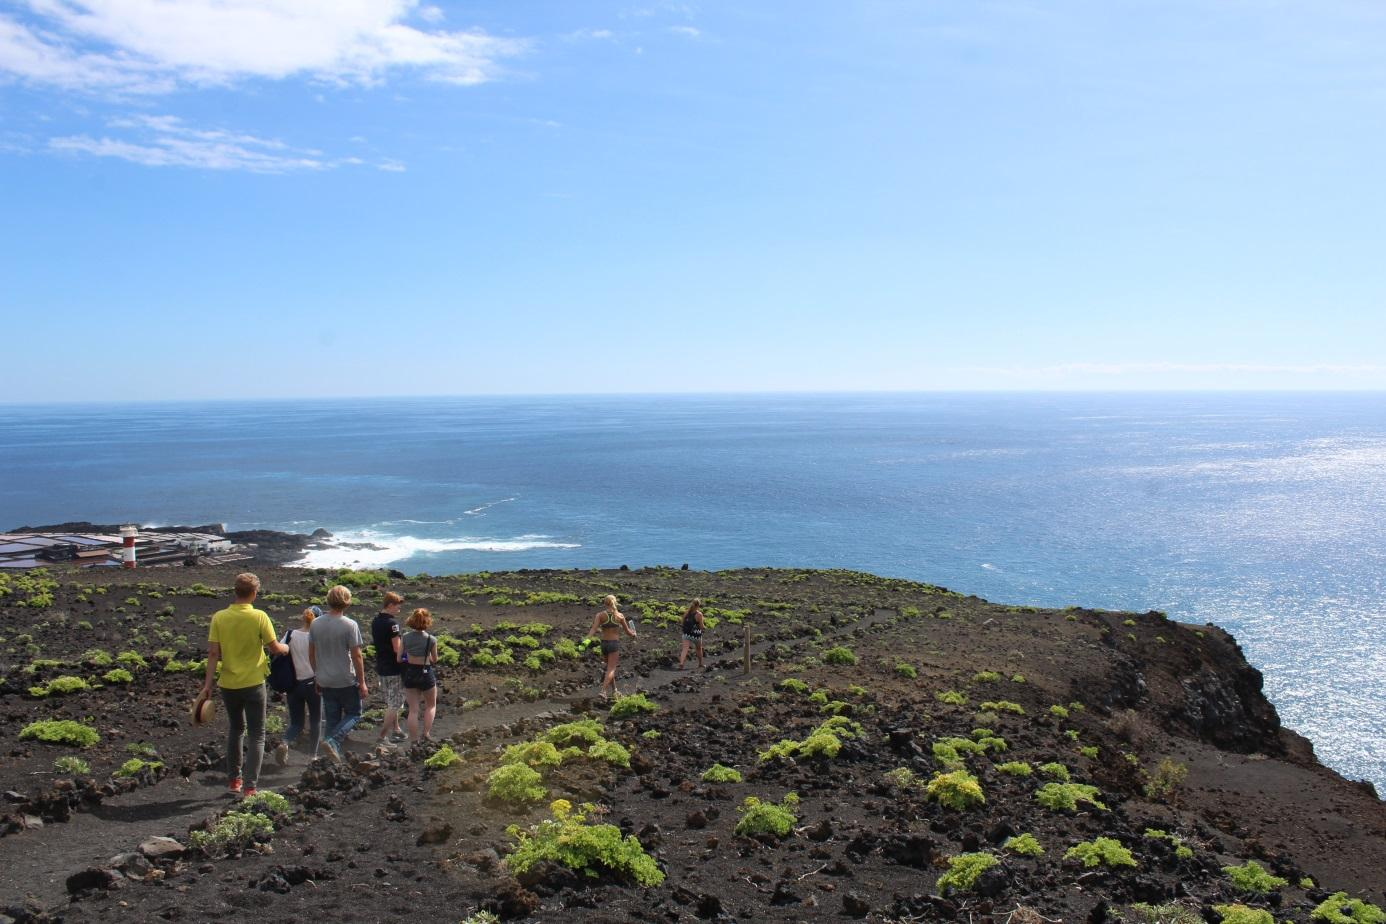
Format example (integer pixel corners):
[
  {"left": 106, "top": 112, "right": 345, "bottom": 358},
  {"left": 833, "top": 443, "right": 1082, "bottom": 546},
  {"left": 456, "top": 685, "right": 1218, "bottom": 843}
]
[
  {"left": 293, "top": 528, "right": 579, "bottom": 569},
  {"left": 465, "top": 497, "right": 517, "bottom": 516}
]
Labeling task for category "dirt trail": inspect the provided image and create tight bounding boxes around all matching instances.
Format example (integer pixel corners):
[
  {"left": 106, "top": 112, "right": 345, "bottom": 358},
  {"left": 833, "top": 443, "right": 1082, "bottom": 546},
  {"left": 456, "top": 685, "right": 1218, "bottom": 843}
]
[{"left": 0, "top": 608, "right": 897, "bottom": 908}]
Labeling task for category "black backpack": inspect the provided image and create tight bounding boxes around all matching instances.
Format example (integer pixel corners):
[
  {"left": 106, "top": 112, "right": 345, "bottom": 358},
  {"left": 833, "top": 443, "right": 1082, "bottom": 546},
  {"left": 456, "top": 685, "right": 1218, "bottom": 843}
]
[{"left": 268, "top": 629, "right": 297, "bottom": 693}]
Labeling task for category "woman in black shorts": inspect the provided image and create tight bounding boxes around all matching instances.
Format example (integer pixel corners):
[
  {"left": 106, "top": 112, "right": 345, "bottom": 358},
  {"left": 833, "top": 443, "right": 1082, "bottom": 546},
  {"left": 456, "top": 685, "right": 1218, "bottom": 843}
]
[
  {"left": 400, "top": 608, "right": 439, "bottom": 743},
  {"left": 678, "top": 599, "right": 705, "bottom": 670},
  {"left": 587, "top": 594, "right": 637, "bottom": 699}
]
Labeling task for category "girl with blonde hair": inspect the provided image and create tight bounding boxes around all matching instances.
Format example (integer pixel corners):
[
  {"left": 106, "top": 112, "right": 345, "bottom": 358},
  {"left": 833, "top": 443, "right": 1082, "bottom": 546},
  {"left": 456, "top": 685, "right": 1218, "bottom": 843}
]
[{"left": 587, "top": 594, "right": 637, "bottom": 699}]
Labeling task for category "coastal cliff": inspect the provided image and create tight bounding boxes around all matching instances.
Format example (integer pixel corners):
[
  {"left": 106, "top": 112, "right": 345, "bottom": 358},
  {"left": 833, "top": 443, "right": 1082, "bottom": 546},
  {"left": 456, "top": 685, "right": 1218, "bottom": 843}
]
[{"left": 1, "top": 565, "right": 1382, "bottom": 922}]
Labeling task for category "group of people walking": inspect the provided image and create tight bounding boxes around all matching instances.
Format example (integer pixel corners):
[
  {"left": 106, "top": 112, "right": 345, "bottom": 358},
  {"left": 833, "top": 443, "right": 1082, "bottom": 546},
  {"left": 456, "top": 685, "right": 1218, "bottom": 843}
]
[
  {"left": 199, "top": 573, "right": 440, "bottom": 797},
  {"left": 200, "top": 574, "right": 708, "bottom": 798}
]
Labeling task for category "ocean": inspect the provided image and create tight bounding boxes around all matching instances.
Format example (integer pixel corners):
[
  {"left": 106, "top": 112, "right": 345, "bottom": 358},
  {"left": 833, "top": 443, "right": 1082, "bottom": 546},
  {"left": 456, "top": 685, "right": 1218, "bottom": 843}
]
[{"left": 1, "top": 392, "right": 1383, "bottom": 790}]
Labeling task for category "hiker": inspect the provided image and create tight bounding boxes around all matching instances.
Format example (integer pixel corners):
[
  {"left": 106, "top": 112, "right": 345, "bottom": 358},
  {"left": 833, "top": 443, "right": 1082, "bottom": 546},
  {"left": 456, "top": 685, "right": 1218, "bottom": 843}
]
[
  {"left": 371, "top": 591, "right": 407, "bottom": 745},
  {"left": 587, "top": 594, "right": 637, "bottom": 699},
  {"left": 308, "top": 585, "right": 368, "bottom": 761},
  {"left": 200, "top": 572, "right": 288, "bottom": 798},
  {"left": 678, "top": 599, "right": 705, "bottom": 670},
  {"left": 274, "top": 606, "right": 322, "bottom": 764},
  {"left": 400, "top": 607, "right": 440, "bottom": 743}
]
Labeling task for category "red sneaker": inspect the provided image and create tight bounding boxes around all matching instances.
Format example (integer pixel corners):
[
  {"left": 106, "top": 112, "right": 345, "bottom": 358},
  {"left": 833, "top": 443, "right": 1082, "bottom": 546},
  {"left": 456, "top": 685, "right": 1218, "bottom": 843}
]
[
  {"left": 242, "top": 786, "right": 258, "bottom": 799},
  {"left": 227, "top": 777, "right": 243, "bottom": 795}
]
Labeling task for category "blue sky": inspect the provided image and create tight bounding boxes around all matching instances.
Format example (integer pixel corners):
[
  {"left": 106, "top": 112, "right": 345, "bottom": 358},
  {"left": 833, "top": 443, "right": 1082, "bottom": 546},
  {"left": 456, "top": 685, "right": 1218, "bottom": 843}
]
[{"left": 2, "top": 0, "right": 1384, "bottom": 400}]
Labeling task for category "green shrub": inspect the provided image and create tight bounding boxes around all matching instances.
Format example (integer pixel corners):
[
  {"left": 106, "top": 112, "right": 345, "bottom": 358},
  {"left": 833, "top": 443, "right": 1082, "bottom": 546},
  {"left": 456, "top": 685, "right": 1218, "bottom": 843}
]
[
  {"left": 978, "top": 700, "right": 1025, "bottom": 715},
  {"left": 1300, "top": 878, "right": 1315, "bottom": 890},
  {"left": 103, "top": 668, "right": 134, "bottom": 684},
  {"left": 936, "top": 852, "right": 999, "bottom": 893},
  {"left": 609, "top": 693, "right": 658, "bottom": 719},
  {"left": 553, "top": 638, "right": 580, "bottom": 659},
  {"left": 996, "top": 761, "right": 1033, "bottom": 776},
  {"left": 115, "top": 651, "right": 147, "bottom": 669},
  {"left": 487, "top": 763, "right": 547, "bottom": 804},
  {"left": 1066, "top": 836, "right": 1136, "bottom": 868},
  {"left": 972, "top": 670, "right": 1002, "bottom": 683},
  {"left": 701, "top": 763, "right": 743, "bottom": 784},
  {"left": 884, "top": 767, "right": 919, "bottom": 789},
  {"left": 779, "top": 678, "right": 810, "bottom": 695},
  {"left": 1080, "top": 745, "right": 1099, "bottom": 759},
  {"left": 114, "top": 758, "right": 163, "bottom": 777},
  {"left": 81, "top": 649, "right": 113, "bottom": 666},
  {"left": 502, "top": 740, "right": 565, "bottom": 769},
  {"left": 1035, "top": 782, "right": 1107, "bottom": 812},
  {"left": 1223, "top": 860, "right": 1289, "bottom": 894},
  {"left": 734, "top": 793, "right": 799, "bottom": 838},
  {"left": 334, "top": 569, "right": 390, "bottom": 588},
  {"left": 1049, "top": 704, "right": 1070, "bottom": 719},
  {"left": 461, "top": 913, "right": 500, "bottom": 924},
  {"left": 20, "top": 720, "right": 99, "bottom": 747},
  {"left": 1311, "top": 893, "right": 1386, "bottom": 923},
  {"left": 1144, "top": 758, "right": 1189, "bottom": 800},
  {"left": 30, "top": 675, "right": 91, "bottom": 697},
  {"left": 1039, "top": 762, "right": 1071, "bottom": 781},
  {"left": 505, "top": 799, "right": 663, "bottom": 886},
  {"left": 587, "top": 739, "right": 631, "bottom": 768},
  {"left": 978, "top": 736, "right": 1008, "bottom": 752},
  {"left": 894, "top": 662, "right": 917, "bottom": 679},
  {"left": 822, "top": 647, "right": 857, "bottom": 666},
  {"left": 641, "top": 729, "right": 661, "bottom": 740},
  {"left": 242, "top": 791, "right": 291, "bottom": 815},
  {"left": 935, "top": 690, "right": 966, "bottom": 706},
  {"left": 1214, "top": 906, "right": 1276, "bottom": 924},
  {"left": 1010, "top": 673, "right": 1026, "bottom": 683},
  {"left": 1128, "top": 902, "right": 1203, "bottom": 924},
  {"left": 1005, "top": 833, "right": 1045, "bottom": 856},
  {"left": 925, "top": 770, "right": 985, "bottom": 810},
  {"left": 807, "top": 689, "right": 829, "bottom": 705},
  {"left": 425, "top": 744, "right": 463, "bottom": 770},
  {"left": 435, "top": 635, "right": 462, "bottom": 668},
  {"left": 541, "top": 719, "right": 606, "bottom": 747},
  {"left": 189, "top": 811, "right": 274, "bottom": 853},
  {"left": 53, "top": 755, "right": 91, "bottom": 775}
]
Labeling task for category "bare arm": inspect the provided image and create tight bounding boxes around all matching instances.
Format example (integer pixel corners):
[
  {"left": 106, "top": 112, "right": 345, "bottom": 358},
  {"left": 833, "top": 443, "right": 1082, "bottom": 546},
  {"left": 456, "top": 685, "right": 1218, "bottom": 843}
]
[
  {"left": 352, "top": 646, "right": 367, "bottom": 697},
  {"left": 587, "top": 612, "right": 603, "bottom": 637},
  {"left": 268, "top": 639, "right": 289, "bottom": 656},
  {"left": 202, "top": 642, "right": 220, "bottom": 693},
  {"left": 622, "top": 614, "right": 637, "bottom": 638},
  {"left": 391, "top": 636, "right": 403, "bottom": 658}
]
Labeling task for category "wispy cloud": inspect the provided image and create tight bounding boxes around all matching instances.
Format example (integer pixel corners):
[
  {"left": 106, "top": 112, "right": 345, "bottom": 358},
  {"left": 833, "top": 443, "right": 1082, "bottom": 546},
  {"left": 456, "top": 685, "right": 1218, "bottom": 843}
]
[
  {"left": 0, "top": 1, "right": 527, "bottom": 95},
  {"left": 668, "top": 25, "right": 701, "bottom": 39},
  {"left": 46, "top": 114, "right": 408, "bottom": 173}
]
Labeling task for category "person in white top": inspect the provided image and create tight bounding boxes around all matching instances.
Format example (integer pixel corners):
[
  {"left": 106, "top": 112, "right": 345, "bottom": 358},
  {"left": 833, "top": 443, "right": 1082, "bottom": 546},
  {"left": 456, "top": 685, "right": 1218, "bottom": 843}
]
[{"left": 274, "top": 607, "right": 322, "bottom": 765}]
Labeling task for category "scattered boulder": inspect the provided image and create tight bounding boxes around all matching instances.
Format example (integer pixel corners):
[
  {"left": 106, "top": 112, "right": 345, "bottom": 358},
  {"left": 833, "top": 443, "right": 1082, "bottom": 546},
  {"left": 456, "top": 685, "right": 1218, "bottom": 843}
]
[{"left": 139, "top": 836, "right": 184, "bottom": 861}]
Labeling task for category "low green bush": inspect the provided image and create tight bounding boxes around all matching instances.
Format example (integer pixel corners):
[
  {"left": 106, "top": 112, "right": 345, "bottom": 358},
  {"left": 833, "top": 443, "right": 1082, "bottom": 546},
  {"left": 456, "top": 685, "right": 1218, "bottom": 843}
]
[
  {"left": 778, "top": 678, "right": 809, "bottom": 694},
  {"left": 1005, "top": 833, "right": 1045, "bottom": 856},
  {"left": 925, "top": 770, "right": 985, "bottom": 810},
  {"left": 822, "top": 647, "right": 857, "bottom": 666},
  {"left": 1214, "top": 905, "right": 1276, "bottom": 924},
  {"left": 53, "top": 755, "right": 91, "bottom": 775},
  {"left": 115, "top": 651, "right": 147, "bottom": 669},
  {"left": 114, "top": 757, "right": 163, "bottom": 777},
  {"left": 29, "top": 675, "right": 91, "bottom": 698},
  {"left": 1066, "top": 836, "right": 1136, "bottom": 868},
  {"left": 505, "top": 799, "right": 663, "bottom": 886},
  {"left": 425, "top": 744, "right": 463, "bottom": 770},
  {"left": 103, "top": 668, "right": 134, "bottom": 684},
  {"left": 935, "top": 690, "right": 966, "bottom": 706},
  {"left": 20, "top": 720, "right": 99, "bottom": 748},
  {"left": 1311, "top": 892, "right": 1386, "bottom": 923},
  {"left": 609, "top": 693, "right": 658, "bottom": 719},
  {"left": 241, "top": 791, "right": 292, "bottom": 815},
  {"left": 189, "top": 812, "right": 274, "bottom": 853},
  {"left": 81, "top": 649, "right": 113, "bottom": 666},
  {"left": 734, "top": 793, "right": 799, "bottom": 838},
  {"left": 1038, "top": 762, "right": 1071, "bottom": 781},
  {"left": 586, "top": 739, "right": 631, "bottom": 768},
  {"left": 486, "top": 762, "right": 547, "bottom": 804},
  {"left": 1223, "top": 860, "right": 1289, "bottom": 895},
  {"left": 972, "top": 670, "right": 1002, "bottom": 683},
  {"left": 978, "top": 699, "right": 1025, "bottom": 715},
  {"left": 996, "top": 761, "right": 1033, "bottom": 776},
  {"left": 701, "top": 763, "right": 743, "bottom": 784},
  {"left": 936, "top": 852, "right": 998, "bottom": 893},
  {"left": 1035, "top": 782, "right": 1107, "bottom": 812},
  {"left": 894, "top": 662, "right": 917, "bottom": 679}
]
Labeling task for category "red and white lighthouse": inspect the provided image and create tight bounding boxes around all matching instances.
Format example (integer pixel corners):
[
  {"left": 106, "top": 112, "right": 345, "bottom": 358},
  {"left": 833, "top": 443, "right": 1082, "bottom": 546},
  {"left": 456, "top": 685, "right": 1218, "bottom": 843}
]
[{"left": 119, "top": 525, "right": 138, "bottom": 569}]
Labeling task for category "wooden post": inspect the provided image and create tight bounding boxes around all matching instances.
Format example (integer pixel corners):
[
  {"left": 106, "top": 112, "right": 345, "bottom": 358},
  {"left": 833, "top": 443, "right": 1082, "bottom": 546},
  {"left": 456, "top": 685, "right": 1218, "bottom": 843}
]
[{"left": 743, "top": 624, "right": 751, "bottom": 675}]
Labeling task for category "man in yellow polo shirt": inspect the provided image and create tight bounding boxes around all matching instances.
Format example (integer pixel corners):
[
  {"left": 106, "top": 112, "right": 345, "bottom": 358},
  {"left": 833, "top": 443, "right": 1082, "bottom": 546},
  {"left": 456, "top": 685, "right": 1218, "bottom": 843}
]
[{"left": 200, "top": 572, "right": 288, "bottom": 799}]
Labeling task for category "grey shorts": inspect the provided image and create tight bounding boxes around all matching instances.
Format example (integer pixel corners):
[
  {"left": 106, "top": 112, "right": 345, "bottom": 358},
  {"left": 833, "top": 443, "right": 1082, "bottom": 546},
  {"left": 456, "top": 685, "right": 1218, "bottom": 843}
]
[
  {"left": 600, "top": 639, "right": 620, "bottom": 656},
  {"left": 379, "top": 674, "right": 404, "bottom": 710}
]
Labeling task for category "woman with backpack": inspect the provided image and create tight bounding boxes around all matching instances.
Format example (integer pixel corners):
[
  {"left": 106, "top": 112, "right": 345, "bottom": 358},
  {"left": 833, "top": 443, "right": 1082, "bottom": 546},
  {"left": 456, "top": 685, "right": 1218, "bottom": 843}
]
[
  {"left": 274, "top": 606, "right": 322, "bottom": 765},
  {"left": 677, "top": 599, "right": 705, "bottom": 671},
  {"left": 400, "top": 608, "right": 440, "bottom": 743}
]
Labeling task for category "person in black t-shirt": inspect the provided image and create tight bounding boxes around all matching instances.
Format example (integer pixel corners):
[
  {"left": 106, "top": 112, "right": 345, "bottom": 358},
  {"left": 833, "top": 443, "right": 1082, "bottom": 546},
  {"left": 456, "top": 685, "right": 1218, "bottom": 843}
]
[{"left": 371, "top": 591, "right": 406, "bottom": 744}]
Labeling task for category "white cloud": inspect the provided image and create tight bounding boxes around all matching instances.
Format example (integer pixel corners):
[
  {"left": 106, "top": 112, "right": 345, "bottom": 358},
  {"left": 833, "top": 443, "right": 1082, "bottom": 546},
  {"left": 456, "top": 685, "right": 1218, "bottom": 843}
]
[
  {"left": 416, "top": 5, "right": 444, "bottom": 24},
  {"left": 49, "top": 114, "right": 330, "bottom": 172},
  {"left": 668, "top": 25, "right": 701, "bottom": 39},
  {"left": 0, "top": 1, "right": 526, "bottom": 94}
]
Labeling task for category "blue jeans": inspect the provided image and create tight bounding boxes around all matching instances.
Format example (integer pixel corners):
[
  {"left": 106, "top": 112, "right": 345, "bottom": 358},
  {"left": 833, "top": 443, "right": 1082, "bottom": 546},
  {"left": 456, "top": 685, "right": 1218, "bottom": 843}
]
[
  {"left": 321, "top": 685, "right": 362, "bottom": 747},
  {"left": 284, "top": 678, "right": 321, "bottom": 754},
  {"left": 221, "top": 683, "right": 266, "bottom": 786}
]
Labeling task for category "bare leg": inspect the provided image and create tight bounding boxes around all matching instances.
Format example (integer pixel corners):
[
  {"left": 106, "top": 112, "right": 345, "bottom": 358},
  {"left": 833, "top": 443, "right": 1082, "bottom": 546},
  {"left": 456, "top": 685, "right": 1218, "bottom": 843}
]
[
  {"left": 678, "top": 640, "right": 689, "bottom": 669},
  {"left": 601, "top": 651, "right": 619, "bottom": 696},
  {"left": 421, "top": 687, "right": 437, "bottom": 739},
  {"left": 404, "top": 689, "right": 421, "bottom": 742},
  {"left": 696, "top": 640, "right": 704, "bottom": 668}
]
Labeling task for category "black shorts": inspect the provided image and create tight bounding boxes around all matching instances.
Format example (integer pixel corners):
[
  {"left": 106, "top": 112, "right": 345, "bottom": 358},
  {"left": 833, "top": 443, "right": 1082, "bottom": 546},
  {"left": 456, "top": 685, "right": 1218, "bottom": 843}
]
[
  {"left": 600, "top": 639, "right": 620, "bottom": 656},
  {"left": 402, "top": 664, "right": 437, "bottom": 691}
]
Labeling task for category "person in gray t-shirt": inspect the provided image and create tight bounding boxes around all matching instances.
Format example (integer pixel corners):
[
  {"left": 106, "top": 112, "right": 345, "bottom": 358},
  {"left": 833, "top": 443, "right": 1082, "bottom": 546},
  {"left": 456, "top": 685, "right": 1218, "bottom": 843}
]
[{"left": 308, "top": 585, "right": 368, "bottom": 760}]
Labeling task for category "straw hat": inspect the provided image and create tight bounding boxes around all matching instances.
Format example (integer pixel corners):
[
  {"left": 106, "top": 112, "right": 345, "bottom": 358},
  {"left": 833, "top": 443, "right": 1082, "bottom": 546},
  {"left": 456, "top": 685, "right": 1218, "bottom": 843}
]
[{"left": 190, "top": 689, "right": 215, "bottom": 725}]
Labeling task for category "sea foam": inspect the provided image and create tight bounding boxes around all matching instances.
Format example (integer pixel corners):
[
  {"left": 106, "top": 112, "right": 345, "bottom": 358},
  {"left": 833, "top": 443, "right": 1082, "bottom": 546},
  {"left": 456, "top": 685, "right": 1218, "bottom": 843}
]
[{"left": 294, "top": 528, "right": 579, "bottom": 569}]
